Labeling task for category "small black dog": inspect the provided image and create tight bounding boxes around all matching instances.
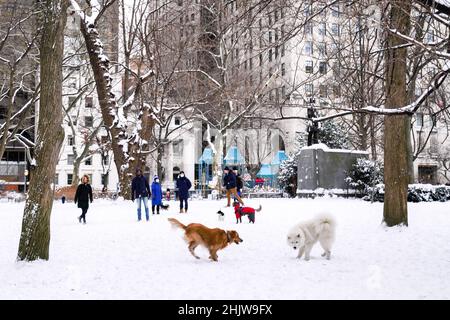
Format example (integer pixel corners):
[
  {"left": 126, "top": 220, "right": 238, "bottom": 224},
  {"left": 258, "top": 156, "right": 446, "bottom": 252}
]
[{"left": 217, "top": 210, "right": 225, "bottom": 221}]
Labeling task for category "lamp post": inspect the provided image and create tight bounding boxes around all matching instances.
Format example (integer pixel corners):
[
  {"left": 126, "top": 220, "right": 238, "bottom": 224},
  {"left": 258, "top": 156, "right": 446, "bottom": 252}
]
[{"left": 24, "top": 169, "right": 29, "bottom": 194}]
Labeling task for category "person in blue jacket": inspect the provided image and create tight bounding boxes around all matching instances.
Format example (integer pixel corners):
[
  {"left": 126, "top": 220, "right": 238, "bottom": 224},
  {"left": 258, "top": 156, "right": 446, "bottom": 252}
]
[
  {"left": 223, "top": 166, "right": 244, "bottom": 207},
  {"left": 131, "top": 168, "right": 151, "bottom": 221},
  {"left": 176, "top": 171, "right": 192, "bottom": 213},
  {"left": 151, "top": 175, "right": 163, "bottom": 215}
]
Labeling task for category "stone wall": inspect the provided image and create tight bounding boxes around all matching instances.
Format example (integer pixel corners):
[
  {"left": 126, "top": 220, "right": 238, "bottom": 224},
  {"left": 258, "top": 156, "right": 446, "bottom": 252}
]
[{"left": 297, "top": 144, "right": 368, "bottom": 193}]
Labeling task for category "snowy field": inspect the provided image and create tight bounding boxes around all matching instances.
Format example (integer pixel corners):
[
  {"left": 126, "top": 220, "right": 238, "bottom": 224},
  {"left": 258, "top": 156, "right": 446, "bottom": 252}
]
[{"left": 0, "top": 197, "right": 449, "bottom": 300}]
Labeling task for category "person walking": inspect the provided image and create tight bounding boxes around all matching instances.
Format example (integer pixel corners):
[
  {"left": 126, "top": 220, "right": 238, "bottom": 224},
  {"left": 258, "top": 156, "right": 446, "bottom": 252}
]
[
  {"left": 151, "top": 175, "right": 163, "bottom": 215},
  {"left": 176, "top": 171, "right": 191, "bottom": 213},
  {"left": 233, "top": 166, "right": 244, "bottom": 198},
  {"left": 223, "top": 166, "right": 244, "bottom": 207},
  {"left": 131, "top": 168, "right": 151, "bottom": 221},
  {"left": 74, "top": 175, "right": 93, "bottom": 224}
]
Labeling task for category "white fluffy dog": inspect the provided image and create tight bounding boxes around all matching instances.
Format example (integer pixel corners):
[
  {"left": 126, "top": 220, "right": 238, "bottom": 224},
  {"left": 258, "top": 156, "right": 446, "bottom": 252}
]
[{"left": 287, "top": 214, "right": 336, "bottom": 261}]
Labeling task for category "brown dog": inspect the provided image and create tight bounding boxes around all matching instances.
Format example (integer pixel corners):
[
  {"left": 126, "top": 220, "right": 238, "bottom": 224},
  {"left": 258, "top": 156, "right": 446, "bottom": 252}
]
[{"left": 168, "top": 218, "right": 243, "bottom": 261}]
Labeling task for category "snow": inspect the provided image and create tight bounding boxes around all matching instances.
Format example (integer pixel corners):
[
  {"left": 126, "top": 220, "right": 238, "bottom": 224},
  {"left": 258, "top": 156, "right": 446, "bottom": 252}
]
[{"left": 1, "top": 198, "right": 449, "bottom": 299}]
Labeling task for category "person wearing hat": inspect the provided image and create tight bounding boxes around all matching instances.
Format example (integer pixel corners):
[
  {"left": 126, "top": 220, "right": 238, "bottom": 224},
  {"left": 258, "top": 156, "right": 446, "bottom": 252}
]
[
  {"left": 176, "top": 171, "right": 191, "bottom": 213},
  {"left": 131, "top": 168, "right": 151, "bottom": 221},
  {"left": 223, "top": 166, "right": 244, "bottom": 207},
  {"left": 151, "top": 175, "right": 163, "bottom": 214}
]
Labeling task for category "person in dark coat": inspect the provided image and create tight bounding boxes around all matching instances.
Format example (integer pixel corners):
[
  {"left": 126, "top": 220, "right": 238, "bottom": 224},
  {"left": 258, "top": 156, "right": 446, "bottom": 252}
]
[
  {"left": 223, "top": 166, "right": 244, "bottom": 207},
  {"left": 233, "top": 166, "right": 244, "bottom": 197},
  {"left": 151, "top": 175, "right": 163, "bottom": 215},
  {"left": 74, "top": 175, "right": 93, "bottom": 224},
  {"left": 131, "top": 168, "right": 151, "bottom": 221},
  {"left": 176, "top": 171, "right": 191, "bottom": 213}
]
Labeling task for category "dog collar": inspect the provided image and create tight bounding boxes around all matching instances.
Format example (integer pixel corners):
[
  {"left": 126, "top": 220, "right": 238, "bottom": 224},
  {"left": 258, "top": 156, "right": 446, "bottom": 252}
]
[{"left": 226, "top": 231, "right": 232, "bottom": 243}]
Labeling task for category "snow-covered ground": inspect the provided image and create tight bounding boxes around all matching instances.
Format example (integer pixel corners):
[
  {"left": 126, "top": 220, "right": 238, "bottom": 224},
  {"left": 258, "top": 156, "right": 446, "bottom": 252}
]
[{"left": 0, "top": 197, "right": 449, "bottom": 300}]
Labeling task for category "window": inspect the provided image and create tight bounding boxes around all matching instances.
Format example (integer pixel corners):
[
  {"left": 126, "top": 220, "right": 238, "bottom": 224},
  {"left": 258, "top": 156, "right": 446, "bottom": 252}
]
[
  {"left": 54, "top": 174, "right": 59, "bottom": 186},
  {"left": 304, "top": 22, "right": 313, "bottom": 35},
  {"left": 305, "top": 83, "right": 313, "bottom": 96},
  {"left": 102, "top": 155, "right": 109, "bottom": 166},
  {"left": 318, "top": 42, "right": 327, "bottom": 56},
  {"left": 304, "top": 41, "right": 313, "bottom": 55},
  {"left": 333, "top": 85, "right": 341, "bottom": 97},
  {"left": 85, "top": 116, "right": 93, "bottom": 127},
  {"left": 281, "top": 44, "right": 285, "bottom": 57},
  {"left": 68, "top": 96, "right": 77, "bottom": 108},
  {"left": 191, "top": 13, "right": 195, "bottom": 21},
  {"left": 67, "top": 154, "right": 74, "bottom": 165},
  {"left": 269, "top": 49, "right": 272, "bottom": 62},
  {"left": 67, "top": 174, "right": 73, "bottom": 185},
  {"left": 68, "top": 135, "right": 74, "bottom": 146},
  {"left": 85, "top": 157, "right": 92, "bottom": 166},
  {"left": 331, "top": 23, "right": 340, "bottom": 36},
  {"left": 85, "top": 96, "right": 93, "bottom": 108},
  {"left": 177, "top": 0, "right": 183, "bottom": 6},
  {"left": 319, "top": 61, "right": 327, "bottom": 74},
  {"left": 282, "top": 85, "right": 286, "bottom": 99},
  {"left": 305, "top": 60, "right": 313, "bottom": 73},
  {"left": 173, "top": 140, "right": 183, "bottom": 156},
  {"left": 430, "top": 114, "right": 437, "bottom": 127},
  {"left": 101, "top": 173, "right": 109, "bottom": 187},
  {"left": 319, "top": 23, "right": 326, "bottom": 36},
  {"left": 304, "top": 4, "right": 311, "bottom": 16},
  {"left": 71, "top": 115, "right": 77, "bottom": 126},
  {"left": 174, "top": 117, "right": 181, "bottom": 126},
  {"left": 281, "top": 63, "right": 286, "bottom": 76},
  {"left": 268, "top": 31, "right": 272, "bottom": 43},
  {"left": 426, "top": 31, "right": 434, "bottom": 42},
  {"left": 415, "top": 113, "right": 424, "bottom": 127},
  {"left": 275, "top": 46, "right": 279, "bottom": 59},
  {"left": 331, "top": 5, "right": 340, "bottom": 17}
]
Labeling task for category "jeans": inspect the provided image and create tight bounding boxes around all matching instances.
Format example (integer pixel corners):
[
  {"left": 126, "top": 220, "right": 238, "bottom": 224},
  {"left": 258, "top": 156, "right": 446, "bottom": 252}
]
[
  {"left": 180, "top": 198, "right": 188, "bottom": 211},
  {"left": 135, "top": 196, "right": 149, "bottom": 221}
]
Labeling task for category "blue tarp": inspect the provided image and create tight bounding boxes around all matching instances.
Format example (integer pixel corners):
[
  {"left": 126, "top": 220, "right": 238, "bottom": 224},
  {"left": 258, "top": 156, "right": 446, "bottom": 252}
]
[
  {"left": 270, "top": 150, "right": 289, "bottom": 166},
  {"left": 198, "top": 147, "right": 213, "bottom": 164},
  {"left": 224, "top": 146, "right": 244, "bottom": 164},
  {"left": 257, "top": 164, "right": 274, "bottom": 177}
]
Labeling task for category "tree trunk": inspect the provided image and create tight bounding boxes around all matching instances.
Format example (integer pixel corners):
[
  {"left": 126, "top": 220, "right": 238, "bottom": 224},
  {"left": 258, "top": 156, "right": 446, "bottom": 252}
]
[
  {"left": 17, "top": 0, "right": 68, "bottom": 261},
  {"left": 79, "top": 18, "right": 152, "bottom": 200},
  {"left": 72, "top": 160, "right": 81, "bottom": 186},
  {"left": 383, "top": 0, "right": 411, "bottom": 227}
]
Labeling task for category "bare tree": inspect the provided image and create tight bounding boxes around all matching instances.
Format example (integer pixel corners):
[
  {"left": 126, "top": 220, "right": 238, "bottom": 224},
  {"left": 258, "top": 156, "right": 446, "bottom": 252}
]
[
  {"left": 70, "top": 0, "right": 154, "bottom": 199},
  {"left": 0, "top": 1, "right": 39, "bottom": 161}
]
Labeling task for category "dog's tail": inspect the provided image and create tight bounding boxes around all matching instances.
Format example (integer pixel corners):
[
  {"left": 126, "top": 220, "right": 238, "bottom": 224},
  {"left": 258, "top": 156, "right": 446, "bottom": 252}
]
[
  {"left": 316, "top": 214, "right": 336, "bottom": 233},
  {"left": 255, "top": 205, "right": 262, "bottom": 212},
  {"left": 168, "top": 218, "right": 187, "bottom": 230}
]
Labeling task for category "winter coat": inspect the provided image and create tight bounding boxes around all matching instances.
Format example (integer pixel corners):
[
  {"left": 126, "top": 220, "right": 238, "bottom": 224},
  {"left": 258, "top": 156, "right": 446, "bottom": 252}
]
[
  {"left": 223, "top": 171, "right": 237, "bottom": 190},
  {"left": 74, "top": 183, "right": 93, "bottom": 209},
  {"left": 176, "top": 176, "right": 192, "bottom": 200},
  {"left": 131, "top": 175, "right": 151, "bottom": 200},
  {"left": 151, "top": 182, "right": 163, "bottom": 205},
  {"left": 236, "top": 174, "right": 244, "bottom": 192}
]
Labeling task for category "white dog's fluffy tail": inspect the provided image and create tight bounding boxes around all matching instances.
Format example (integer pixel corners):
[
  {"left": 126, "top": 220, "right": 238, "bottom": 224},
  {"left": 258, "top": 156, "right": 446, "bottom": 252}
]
[{"left": 316, "top": 214, "right": 336, "bottom": 233}]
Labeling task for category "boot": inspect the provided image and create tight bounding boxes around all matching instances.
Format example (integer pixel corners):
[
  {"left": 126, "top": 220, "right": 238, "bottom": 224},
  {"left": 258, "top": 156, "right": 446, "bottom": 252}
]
[
  {"left": 179, "top": 209, "right": 184, "bottom": 213},
  {"left": 78, "top": 216, "right": 82, "bottom": 223}
]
